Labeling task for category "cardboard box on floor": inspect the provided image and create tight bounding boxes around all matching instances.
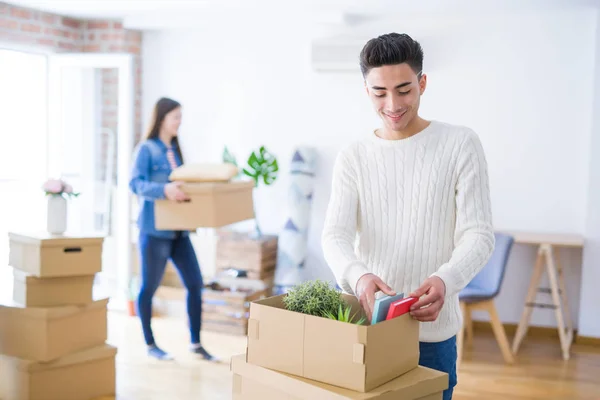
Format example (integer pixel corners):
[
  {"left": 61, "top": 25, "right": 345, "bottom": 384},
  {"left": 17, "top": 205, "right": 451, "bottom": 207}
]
[
  {"left": 8, "top": 232, "right": 104, "bottom": 277},
  {"left": 154, "top": 181, "right": 255, "bottom": 230},
  {"left": 12, "top": 268, "right": 94, "bottom": 307},
  {"left": 246, "top": 294, "right": 420, "bottom": 392},
  {"left": 231, "top": 354, "right": 447, "bottom": 400},
  {"left": 0, "top": 344, "right": 117, "bottom": 400},
  {"left": 0, "top": 298, "right": 108, "bottom": 362}
]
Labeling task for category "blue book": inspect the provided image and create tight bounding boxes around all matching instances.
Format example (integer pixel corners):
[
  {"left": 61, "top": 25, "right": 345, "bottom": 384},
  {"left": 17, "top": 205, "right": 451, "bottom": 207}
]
[{"left": 371, "top": 293, "right": 404, "bottom": 325}]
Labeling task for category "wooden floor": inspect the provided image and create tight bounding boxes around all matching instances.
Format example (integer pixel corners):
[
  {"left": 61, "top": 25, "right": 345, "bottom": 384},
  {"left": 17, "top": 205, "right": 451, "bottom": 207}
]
[{"left": 106, "top": 311, "right": 600, "bottom": 400}]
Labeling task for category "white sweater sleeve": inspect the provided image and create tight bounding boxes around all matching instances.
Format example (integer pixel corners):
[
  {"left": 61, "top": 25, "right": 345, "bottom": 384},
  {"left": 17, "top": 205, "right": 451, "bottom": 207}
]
[
  {"left": 321, "top": 150, "right": 369, "bottom": 295},
  {"left": 431, "top": 131, "right": 495, "bottom": 296}
]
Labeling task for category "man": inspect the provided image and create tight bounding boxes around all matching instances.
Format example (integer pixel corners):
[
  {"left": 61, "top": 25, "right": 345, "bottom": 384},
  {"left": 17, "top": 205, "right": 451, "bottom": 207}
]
[{"left": 321, "top": 32, "right": 494, "bottom": 399}]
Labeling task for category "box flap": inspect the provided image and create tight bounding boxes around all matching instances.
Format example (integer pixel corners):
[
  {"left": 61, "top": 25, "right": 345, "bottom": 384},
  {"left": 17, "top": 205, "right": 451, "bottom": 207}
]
[
  {"left": 181, "top": 180, "right": 254, "bottom": 194},
  {"left": 231, "top": 354, "right": 448, "bottom": 399},
  {"left": 8, "top": 231, "right": 105, "bottom": 247},
  {"left": 12, "top": 268, "right": 95, "bottom": 285},
  {"left": 12, "top": 268, "right": 31, "bottom": 284},
  {"left": 8, "top": 344, "right": 117, "bottom": 372},
  {"left": 0, "top": 298, "right": 108, "bottom": 319}
]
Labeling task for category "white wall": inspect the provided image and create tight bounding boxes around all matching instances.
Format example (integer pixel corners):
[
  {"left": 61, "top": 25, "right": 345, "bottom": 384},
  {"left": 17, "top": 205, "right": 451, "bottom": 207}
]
[
  {"left": 142, "top": 6, "right": 598, "bottom": 329},
  {"left": 579, "top": 9, "right": 600, "bottom": 339}
]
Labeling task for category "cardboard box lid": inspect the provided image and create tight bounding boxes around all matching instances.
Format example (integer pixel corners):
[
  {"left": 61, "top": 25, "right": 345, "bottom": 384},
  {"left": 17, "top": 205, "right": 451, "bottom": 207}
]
[
  {"left": 8, "top": 231, "right": 105, "bottom": 247},
  {"left": 5, "top": 343, "right": 117, "bottom": 372},
  {"left": 12, "top": 268, "right": 95, "bottom": 285},
  {"left": 231, "top": 355, "right": 448, "bottom": 399},
  {"left": 0, "top": 297, "right": 108, "bottom": 319},
  {"left": 181, "top": 180, "right": 254, "bottom": 194}
]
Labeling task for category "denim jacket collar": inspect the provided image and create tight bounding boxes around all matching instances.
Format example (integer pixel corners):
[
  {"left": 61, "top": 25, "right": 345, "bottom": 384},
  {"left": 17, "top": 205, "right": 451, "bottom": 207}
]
[{"left": 151, "top": 137, "right": 178, "bottom": 153}]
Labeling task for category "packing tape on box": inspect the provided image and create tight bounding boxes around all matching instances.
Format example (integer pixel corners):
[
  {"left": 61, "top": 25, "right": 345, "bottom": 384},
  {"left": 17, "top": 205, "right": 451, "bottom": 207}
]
[
  {"left": 248, "top": 319, "right": 259, "bottom": 340},
  {"left": 353, "top": 343, "right": 365, "bottom": 364},
  {"left": 232, "top": 374, "right": 243, "bottom": 394}
]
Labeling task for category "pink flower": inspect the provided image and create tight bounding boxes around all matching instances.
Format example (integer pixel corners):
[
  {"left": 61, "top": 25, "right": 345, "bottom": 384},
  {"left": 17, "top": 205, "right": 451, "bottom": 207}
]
[
  {"left": 43, "top": 179, "right": 63, "bottom": 194},
  {"left": 63, "top": 184, "right": 73, "bottom": 194}
]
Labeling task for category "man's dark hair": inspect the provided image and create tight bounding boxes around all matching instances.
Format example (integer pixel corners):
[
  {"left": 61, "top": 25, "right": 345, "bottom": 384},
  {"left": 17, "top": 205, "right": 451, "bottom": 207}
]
[{"left": 359, "top": 33, "right": 423, "bottom": 78}]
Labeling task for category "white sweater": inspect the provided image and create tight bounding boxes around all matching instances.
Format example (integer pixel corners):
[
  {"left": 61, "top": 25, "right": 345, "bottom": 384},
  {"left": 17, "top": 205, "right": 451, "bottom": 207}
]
[{"left": 322, "top": 120, "right": 495, "bottom": 342}]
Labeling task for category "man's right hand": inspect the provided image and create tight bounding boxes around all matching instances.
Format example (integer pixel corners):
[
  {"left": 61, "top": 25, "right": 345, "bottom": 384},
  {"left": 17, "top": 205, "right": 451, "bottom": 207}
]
[
  {"left": 355, "top": 273, "right": 396, "bottom": 322},
  {"left": 164, "top": 181, "right": 189, "bottom": 202}
]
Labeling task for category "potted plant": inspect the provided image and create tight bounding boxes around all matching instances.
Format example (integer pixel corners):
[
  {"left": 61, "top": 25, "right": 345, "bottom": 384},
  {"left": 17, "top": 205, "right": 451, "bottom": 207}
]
[
  {"left": 222, "top": 145, "right": 279, "bottom": 238},
  {"left": 282, "top": 280, "right": 366, "bottom": 325},
  {"left": 42, "top": 178, "right": 80, "bottom": 235}
]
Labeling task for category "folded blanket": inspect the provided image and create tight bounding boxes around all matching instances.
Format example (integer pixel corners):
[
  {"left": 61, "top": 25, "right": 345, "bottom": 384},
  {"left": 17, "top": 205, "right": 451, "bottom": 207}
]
[{"left": 169, "top": 163, "right": 239, "bottom": 182}]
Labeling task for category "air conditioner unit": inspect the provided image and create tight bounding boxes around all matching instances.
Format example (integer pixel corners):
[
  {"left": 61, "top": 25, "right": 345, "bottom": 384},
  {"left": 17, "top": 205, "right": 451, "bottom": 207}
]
[{"left": 310, "top": 37, "right": 366, "bottom": 73}]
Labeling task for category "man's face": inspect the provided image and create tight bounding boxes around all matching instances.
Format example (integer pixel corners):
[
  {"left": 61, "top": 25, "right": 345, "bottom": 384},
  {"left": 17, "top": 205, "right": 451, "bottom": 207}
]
[{"left": 364, "top": 63, "right": 427, "bottom": 134}]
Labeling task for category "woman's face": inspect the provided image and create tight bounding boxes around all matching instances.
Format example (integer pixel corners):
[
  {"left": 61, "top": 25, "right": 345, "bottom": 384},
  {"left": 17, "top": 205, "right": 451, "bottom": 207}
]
[{"left": 161, "top": 107, "right": 182, "bottom": 137}]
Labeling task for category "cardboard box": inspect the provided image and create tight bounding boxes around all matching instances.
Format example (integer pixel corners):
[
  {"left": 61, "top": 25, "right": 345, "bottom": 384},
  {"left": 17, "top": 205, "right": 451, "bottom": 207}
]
[
  {"left": 154, "top": 282, "right": 271, "bottom": 335},
  {"left": 155, "top": 181, "right": 255, "bottom": 230},
  {"left": 12, "top": 269, "right": 94, "bottom": 307},
  {"left": 216, "top": 231, "right": 278, "bottom": 273},
  {"left": 8, "top": 232, "right": 104, "bottom": 277},
  {"left": 246, "top": 294, "right": 420, "bottom": 392},
  {"left": 0, "top": 298, "right": 108, "bottom": 362},
  {"left": 203, "top": 283, "right": 271, "bottom": 336},
  {"left": 0, "top": 344, "right": 117, "bottom": 400},
  {"left": 231, "top": 354, "right": 447, "bottom": 399}
]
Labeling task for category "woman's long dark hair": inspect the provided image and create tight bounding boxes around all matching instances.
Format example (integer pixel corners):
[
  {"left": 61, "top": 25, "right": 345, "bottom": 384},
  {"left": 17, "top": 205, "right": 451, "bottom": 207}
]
[{"left": 145, "top": 97, "right": 184, "bottom": 164}]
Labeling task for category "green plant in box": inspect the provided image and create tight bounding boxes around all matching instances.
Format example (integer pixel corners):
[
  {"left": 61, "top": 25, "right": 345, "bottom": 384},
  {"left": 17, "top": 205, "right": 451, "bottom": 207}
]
[
  {"left": 324, "top": 304, "right": 367, "bottom": 325},
  {"left": 283, "top": 280, "right": 365, "bottom": 325},
  {"left": 283, "top": 280, "right": 344, "bottom": 318}
]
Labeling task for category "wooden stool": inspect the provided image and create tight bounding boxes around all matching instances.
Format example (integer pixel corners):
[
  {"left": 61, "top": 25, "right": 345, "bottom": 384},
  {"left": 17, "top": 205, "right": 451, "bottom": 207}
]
[{"left": 508, "top": 232, "right": 584, "bottom": 360}]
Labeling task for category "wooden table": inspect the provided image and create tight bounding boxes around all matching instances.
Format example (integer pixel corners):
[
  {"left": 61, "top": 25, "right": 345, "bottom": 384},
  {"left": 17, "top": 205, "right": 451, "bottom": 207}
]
[{"left": 504, "top": 231, "right": 584, "bottom": 360}]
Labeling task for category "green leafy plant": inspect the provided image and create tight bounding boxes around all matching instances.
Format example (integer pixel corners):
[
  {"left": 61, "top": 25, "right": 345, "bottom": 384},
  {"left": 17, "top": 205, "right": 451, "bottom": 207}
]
[
  {"left": 324, "top": 304, "right": 367, "bottom": 325},
  {"left": 222, "top": 145, "right": 279, "bottom": 237},
  {"left": 222, "top": 146, "right": 239, "bottom": 168},
  {"left": 283, "top": 280, "right": 346, "bottom": 319},
  {"left": 243, "top": 146, "right": 279, "bottom": 187}
]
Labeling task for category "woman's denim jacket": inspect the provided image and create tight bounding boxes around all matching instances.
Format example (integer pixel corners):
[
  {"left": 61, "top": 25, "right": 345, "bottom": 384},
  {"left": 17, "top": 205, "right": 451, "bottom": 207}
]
[{"left": 129, "top": 138, "right": 189, "bottom": 239}]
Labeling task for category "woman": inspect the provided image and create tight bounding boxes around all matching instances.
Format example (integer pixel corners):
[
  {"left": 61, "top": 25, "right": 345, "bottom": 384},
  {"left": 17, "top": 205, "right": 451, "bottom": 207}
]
[{"left": 129, "top": 97, "right": 216, "bottom": 362}]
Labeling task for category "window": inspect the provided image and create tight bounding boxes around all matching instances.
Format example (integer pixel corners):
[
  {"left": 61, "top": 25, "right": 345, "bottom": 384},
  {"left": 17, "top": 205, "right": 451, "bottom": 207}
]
[{"left": 0, "top": 49, "right": 48, "bottom": 269}]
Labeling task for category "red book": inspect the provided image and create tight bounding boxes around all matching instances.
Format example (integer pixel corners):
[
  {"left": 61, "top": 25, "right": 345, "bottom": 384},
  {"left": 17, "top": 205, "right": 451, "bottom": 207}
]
[{"left": 386, "top": 297, "right": 419, "bottom": 320}]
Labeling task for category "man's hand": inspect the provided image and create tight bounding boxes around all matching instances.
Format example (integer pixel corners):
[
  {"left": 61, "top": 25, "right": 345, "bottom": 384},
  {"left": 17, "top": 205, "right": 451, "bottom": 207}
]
[
  {"left": 409, "top": 276, "right": 446, "bottom": 322},
  {"left": 356, "top": 273, "right": 396, "bottom": 322}
]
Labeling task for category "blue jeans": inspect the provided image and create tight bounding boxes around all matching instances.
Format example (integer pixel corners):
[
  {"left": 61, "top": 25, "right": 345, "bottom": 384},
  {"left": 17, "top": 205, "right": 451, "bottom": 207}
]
[
  {"left": 137, "top": 232, "right": 204, "bottom": 346},
  {"left": 419, "top": 336, "right": 457, "bottom": 400}
]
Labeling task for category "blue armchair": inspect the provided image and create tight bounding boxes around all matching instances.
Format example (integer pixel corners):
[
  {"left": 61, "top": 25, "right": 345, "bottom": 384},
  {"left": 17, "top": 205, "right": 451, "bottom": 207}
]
[{"left": 458, "top": 232, "right": 515, "bottom": 364}]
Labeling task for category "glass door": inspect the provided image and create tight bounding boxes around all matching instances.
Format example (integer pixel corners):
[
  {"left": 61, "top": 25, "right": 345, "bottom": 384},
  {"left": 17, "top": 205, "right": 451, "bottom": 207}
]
[
  {"left": 48, "top": 53, "right": 134, "bottom": 308},
  {"left": 0, "top": 48, "right": 48, "bottom": 295}
]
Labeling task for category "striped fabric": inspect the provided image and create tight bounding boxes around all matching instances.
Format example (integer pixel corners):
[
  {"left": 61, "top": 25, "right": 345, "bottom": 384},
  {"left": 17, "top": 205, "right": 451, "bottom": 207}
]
[{"left": 166, "top": 147, "right": 178, "bottom": 170}]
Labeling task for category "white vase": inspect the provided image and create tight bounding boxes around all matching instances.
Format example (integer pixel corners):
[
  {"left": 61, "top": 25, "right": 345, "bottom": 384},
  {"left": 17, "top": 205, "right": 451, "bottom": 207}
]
[{"left": 47, "top": 195, "right": 67, "bottom": 235}]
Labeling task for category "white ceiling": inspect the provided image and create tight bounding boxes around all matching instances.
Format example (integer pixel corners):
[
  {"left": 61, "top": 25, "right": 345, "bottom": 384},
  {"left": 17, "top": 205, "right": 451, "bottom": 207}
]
[
  {"left": 4, "top": 0, "right": 599, "bottom": 31},
  {"left": 3, "top": 0, "right": 210, "bottom": 19}
]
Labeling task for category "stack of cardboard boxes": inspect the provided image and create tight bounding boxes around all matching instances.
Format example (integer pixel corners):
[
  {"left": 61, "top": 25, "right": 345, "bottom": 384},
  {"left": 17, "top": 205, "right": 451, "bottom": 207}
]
[
  {"left": 215, "top": 230, "right": 278, "bottom": 283},
  {"left": 231, "top": 292, "right": 450, "bottom": 399},
  {"left": 197, "top": 230, "right": 277, "bottom": 335},
  {"left": 0, "top": 232, "right": 117, "bottom": 400},
  {"left": 200, "top": 282, "right": 271, "bottom": 336}
]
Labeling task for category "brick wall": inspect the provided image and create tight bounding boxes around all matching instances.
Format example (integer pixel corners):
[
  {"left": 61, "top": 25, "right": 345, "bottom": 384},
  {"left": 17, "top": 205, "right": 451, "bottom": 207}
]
[
  {"left": 0, "top": 1, "right": 143, "bottom": 182},
  {"left": 81, "top": 20, "right": 143, "bottom": 181}
]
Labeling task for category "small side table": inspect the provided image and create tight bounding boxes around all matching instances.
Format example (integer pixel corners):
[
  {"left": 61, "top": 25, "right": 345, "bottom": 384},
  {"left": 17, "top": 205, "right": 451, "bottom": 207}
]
[{"left": 506, "top": 231, "right": 584, "bottom": 360}]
